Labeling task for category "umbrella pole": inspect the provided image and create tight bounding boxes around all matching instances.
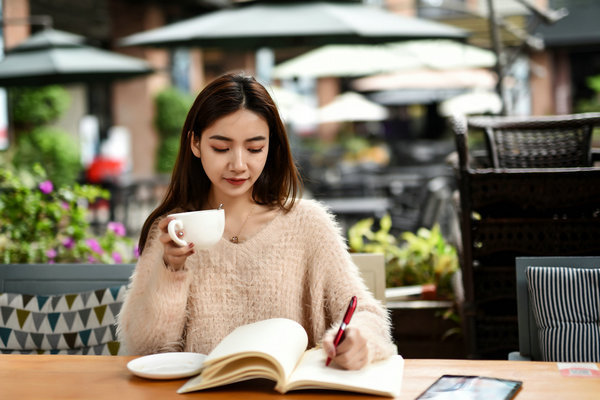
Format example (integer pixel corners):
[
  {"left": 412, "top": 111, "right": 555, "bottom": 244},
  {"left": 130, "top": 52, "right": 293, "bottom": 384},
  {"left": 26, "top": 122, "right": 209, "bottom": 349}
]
[{"left": 486, "top": 0, "right": 507, "bottom": 116}]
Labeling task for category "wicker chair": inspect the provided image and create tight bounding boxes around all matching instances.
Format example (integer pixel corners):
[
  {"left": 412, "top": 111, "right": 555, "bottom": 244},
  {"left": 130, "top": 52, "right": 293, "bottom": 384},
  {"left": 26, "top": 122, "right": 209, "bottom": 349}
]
[
  {"left": 450, "top": 113, "right": 600, "bottom": 359},
  {"left": 464, "top": 113, "right": 600, "bottom": 168}
]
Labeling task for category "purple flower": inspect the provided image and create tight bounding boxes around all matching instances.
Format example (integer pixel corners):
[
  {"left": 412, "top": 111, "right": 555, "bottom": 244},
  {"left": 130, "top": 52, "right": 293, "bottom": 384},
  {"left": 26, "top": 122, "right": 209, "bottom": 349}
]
[
  {"left": 86, "top": 238, "right": 103, "bottom": 253},
  {"left": 107, "top": 221, "right": 126, "bottom": 237},
  {"left": 46, "top": 248, "right": 57, "bottom": 259},
  {"left": 88, "top": 255, "right": 96, "bottom": 263},
  {"left": 63, "top": 237, "right": 75, "bottom": 249},
  {"left": 61, "top": 201, "right": 70, "bottom": 210},
  {"left": 133, "top": 244, "right": 140, "bottom": 259},
  {"left": 38, "top": 180, "right": 53, "bottom": 194},
  {"left": 112, "top": 251, "right": 123, "bottom": 263}
]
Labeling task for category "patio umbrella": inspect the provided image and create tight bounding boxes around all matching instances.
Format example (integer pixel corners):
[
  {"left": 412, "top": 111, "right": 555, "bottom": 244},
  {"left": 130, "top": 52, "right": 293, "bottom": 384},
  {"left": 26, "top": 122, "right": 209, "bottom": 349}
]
[
  {"left": 273, "top": 44, "right": 422, "bottom": 79},
  {"left": 266, "top": 84, "right": 318, "bottom": 127},
  {"left": 367, "top": 88, "right": 467, "bottom": 106},
  {"left": 0, "top": 29, "right": 153, "bottom": 86},
  {"left": 118, "top": 2, "right": 467, "bottom": 49},
  {"left": 352, "top": 68, "right": 497, "bottom": 91},
  {"left": 387, "top": 39, "right": 496, "bottom": 70},
  {"left": 273, "top": 39, "right": 495, "bottom": 79},
  {"left": 438, "top": 90, "right": 502, "bottom": 117},
  {"left": 318, "top": 92, "right": 388, "bottom": 123}
]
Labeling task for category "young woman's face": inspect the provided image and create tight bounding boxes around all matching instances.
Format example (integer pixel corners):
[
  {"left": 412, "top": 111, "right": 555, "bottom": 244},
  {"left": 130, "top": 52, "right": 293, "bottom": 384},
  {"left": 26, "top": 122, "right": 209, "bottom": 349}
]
[{"left": 192, "top": 109, "right": 270, "bottom": 201}]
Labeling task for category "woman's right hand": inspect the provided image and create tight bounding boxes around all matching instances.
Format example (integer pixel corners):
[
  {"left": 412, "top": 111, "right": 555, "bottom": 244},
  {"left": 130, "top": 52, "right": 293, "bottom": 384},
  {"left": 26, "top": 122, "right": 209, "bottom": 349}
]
[{"left": 158, "top": 217, "right": 195, "bottom": 271}]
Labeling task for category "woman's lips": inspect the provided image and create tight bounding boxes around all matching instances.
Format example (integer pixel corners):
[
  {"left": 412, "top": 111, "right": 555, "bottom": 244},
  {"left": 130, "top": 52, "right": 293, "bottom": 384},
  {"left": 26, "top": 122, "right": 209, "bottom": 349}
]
[{"left": 225, "top": 178, "right": 247, "bottom": 186}]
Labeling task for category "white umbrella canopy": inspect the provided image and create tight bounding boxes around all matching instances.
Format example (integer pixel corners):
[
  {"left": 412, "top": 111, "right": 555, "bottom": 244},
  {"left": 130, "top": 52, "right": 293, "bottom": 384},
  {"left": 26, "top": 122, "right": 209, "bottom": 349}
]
[
  {"left": 438, "top": 90, "right": 503, "bottom": 117},
  {"left": 273, "top": 44, "right": 422, "bottom": 79},
  {"left": 119, "top": 2, "right": 466, "bottom": 49},
  {"left": 352, "top": 68, "right": 497, "bottom": 91},
  {"left": 0, "top": 29, "right": 153, "bottom": 86},
  {"left": 318, "top": 92, "right": 388, "bottom": 123},
  {"left": 387, "top": 39, "right": 496, "bottom": 70},
  {"left": 266, "top": 85, "right": 318, "bottom": 126},
  {"left": 266, "top": 85, "right": 309, "bottom": 113},
  {"left": 273, "top": 39, "right": 496, "bottom": 79}
]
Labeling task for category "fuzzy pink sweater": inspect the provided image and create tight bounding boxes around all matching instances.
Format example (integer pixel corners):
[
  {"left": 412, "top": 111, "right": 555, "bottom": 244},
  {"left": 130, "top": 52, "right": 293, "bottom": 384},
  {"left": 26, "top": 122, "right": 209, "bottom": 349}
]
[{"left": 117, "top": 199, "right": 397, "bottom": 362}]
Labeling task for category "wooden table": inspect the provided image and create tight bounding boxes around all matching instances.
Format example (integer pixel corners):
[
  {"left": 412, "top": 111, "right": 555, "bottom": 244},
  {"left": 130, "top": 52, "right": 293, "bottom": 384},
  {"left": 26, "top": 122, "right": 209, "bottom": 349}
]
[{"left": 1, "top": 355, "right": 599, "bottom": 399}]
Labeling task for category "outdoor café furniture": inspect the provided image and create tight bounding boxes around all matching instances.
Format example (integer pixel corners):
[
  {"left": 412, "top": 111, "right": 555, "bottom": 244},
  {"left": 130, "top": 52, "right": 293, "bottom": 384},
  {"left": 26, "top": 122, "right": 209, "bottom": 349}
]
[
  {"left": 3, "top": 354, "right": 599, "bottom": 399},
  {"left": 88, "top": 175, "right": 169, "bottom": 236},
  {"left": 450, "top": 113, "right": 600, "bottom": 359},
  {"left": 511, "top": 256, "right": 600, "bottom": 362},
  {"left": 468, "top": 112, "right": 600, "bottom": 168},
  {"left": 0, "top": 263, "right": 135, "bottom": 355},
  {"left": 0, "top": 263, "right": 134, "bottom": 296},
  {"left": 0, "top": 255, "right": 384, "bottom": 354},
  {"left": 350, "top": 253, "right": 386, "bottom": 303}
]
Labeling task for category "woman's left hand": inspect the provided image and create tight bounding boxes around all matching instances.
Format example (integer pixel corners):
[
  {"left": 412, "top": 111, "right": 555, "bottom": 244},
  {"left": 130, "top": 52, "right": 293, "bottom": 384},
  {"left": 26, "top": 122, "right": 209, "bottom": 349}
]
[{"left": 322, "top": 326, "right": 369, "bottom": 370}]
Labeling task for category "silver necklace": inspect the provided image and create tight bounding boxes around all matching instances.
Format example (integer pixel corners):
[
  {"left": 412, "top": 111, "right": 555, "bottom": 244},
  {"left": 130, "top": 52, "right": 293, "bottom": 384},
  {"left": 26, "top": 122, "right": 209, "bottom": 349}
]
[{"left": 230, "top": 204, "right": 256, "bottom": 244}]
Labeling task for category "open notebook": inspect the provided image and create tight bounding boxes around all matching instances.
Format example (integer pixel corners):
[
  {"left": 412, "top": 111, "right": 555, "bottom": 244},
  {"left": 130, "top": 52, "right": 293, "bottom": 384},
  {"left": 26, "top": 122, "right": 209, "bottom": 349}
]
[{"left": 177, "top": 318, "right": 404, "bottom": 397}]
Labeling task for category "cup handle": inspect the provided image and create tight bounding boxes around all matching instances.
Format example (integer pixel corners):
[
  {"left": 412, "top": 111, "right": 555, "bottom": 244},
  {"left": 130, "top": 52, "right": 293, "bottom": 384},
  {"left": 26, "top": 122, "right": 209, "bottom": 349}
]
[{"left": 167, "top": 219, "right": 188, "bottom": 247}]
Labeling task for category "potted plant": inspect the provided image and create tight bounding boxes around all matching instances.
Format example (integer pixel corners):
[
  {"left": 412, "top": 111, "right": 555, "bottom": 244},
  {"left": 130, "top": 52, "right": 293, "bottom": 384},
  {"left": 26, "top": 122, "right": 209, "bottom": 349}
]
[
  {"left": 348, "top": 214, "right": 458, "bottom": 299},
  {"left": 348, "top": 215, "right": 464, "bottom": 358}
]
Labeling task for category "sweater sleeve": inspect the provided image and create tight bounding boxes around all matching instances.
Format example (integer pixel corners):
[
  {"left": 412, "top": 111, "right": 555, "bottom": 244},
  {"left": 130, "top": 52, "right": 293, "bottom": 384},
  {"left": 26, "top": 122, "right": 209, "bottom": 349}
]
[
  {"left": 304, "top": 201, "right": 397, "bottom": 363},
  {"left": 117, "top": 219, "right": 193, "bottom": 355}
]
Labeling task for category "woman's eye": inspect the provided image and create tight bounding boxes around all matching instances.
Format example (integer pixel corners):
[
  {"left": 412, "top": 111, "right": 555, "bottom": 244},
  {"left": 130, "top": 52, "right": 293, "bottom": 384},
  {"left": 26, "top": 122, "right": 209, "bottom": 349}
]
[
  {"left": 212, "top": 147, "right": 228, "bottom": 153},
  {"left": 248, "top": 148, "right": 263, "bottom": 154}
]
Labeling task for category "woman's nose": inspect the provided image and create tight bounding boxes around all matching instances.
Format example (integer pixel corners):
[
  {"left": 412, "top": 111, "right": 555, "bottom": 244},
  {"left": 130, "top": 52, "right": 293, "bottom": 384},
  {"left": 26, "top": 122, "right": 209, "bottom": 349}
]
[{"left": 230, "top": 147, "right": 246, "bottom": 171}]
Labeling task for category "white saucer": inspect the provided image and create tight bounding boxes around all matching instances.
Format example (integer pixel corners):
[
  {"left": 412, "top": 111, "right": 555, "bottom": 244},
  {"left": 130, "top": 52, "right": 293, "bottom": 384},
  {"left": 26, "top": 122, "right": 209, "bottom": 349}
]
[{"left": 127, "top": 352, "right": 207, "bottom": 380}]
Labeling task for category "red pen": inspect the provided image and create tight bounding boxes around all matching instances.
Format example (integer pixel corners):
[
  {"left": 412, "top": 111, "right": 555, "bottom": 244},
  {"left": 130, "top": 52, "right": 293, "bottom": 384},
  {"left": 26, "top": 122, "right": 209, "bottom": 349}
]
[{"left": 326, "top": 295, "right": 357, "bottom": 366}]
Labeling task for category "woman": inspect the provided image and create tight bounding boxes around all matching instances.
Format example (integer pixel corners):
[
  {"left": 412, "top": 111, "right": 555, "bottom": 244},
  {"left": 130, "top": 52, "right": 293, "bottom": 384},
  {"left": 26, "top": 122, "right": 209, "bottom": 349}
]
[{"left": 117, "top": 73, "right": 396, "bottom": 370}]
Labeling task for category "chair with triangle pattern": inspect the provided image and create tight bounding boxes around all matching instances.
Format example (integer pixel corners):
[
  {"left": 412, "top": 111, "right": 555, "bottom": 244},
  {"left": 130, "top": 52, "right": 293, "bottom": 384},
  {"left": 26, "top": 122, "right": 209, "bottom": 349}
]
[{"left": 0, "top": 263, "right": 134, "bottom": 355}]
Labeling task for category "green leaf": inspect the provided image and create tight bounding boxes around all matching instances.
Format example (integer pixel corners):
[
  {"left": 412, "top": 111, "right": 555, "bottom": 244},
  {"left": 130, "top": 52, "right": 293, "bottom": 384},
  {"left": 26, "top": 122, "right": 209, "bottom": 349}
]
[
  {"left": 379, "top": 214, "right": 392, "bottom": 233},
  {"left": 347, "top": 217, "right": 458, "bottom": 296}
]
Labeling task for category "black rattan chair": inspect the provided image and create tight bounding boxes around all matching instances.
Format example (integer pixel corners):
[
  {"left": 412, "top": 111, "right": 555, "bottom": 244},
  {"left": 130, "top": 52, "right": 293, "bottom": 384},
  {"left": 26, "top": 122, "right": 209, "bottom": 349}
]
[
  {"left": 463, "top": 113, "right": 600, "bottom": 168},
  {"left": 449, "top": 113, "right": 600, "bottom": 359}
]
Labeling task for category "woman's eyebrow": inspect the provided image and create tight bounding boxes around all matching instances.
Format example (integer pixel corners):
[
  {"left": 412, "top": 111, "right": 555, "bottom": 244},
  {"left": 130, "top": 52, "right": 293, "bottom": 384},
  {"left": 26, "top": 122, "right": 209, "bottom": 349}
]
[
  {"left": 208, "top": 134, "right": 231, "bottom": 142},
  {"left": 246, "top": 135, "right": 267, "bottom": 143},
  {"left": 208, "top": 135, "right": 266, "bottom": 143}
]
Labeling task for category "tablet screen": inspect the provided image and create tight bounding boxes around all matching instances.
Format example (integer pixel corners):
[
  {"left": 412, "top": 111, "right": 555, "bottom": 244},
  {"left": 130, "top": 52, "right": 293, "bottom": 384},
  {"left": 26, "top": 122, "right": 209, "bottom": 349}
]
[{"left": 416, "top": 375, "right": 522, "bottom": 399}]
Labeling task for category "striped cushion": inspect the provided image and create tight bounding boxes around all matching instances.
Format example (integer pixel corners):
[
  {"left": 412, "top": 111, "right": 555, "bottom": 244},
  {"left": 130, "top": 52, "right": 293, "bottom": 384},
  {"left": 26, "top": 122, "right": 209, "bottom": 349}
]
[
  {"left": 526, "top": 266, "right": 600, "bottom": 362},
  {"left": 0, "top": 285, "right": 127, "bottom": 355}
]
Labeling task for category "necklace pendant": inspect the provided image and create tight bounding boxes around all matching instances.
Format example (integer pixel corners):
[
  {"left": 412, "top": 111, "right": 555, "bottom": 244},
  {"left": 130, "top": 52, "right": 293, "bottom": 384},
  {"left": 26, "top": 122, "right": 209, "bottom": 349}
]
[{"left": 230, "top": 236, "right": 239, "bottom": 244}]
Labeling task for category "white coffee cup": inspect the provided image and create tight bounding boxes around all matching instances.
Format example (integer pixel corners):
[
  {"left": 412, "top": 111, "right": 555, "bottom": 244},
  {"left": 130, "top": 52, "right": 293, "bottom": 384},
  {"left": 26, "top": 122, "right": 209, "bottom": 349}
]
[{"left": 167, "top": 209, "right": 225, "bottom": 249}]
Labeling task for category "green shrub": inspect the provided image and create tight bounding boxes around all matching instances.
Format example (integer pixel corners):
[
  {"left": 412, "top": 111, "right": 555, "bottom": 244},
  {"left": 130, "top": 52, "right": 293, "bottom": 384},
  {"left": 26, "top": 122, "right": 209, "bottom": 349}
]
[
  {"left": 13, "top": 127, "right": 81, "bottom": 187},
  {"left": 575, "top": 75, "right": 600, "bottom": 113},
  {"left": 587, "top": 75, "right": 600, "bottom": 93},
  {"left": 9, "top": 85, "right": 70, "bottom": 129},
  {"left": 8, "top": 85, "right": 81, "bottom": 187},
  {"left": 154, "top": 87, "right": 194, "bottom": 173},
  {"left": 155, "top": 135, "right": 181, "bottom": 173},
  {"left": 154, "top": 87, "right": 194, "bottom": 137}
]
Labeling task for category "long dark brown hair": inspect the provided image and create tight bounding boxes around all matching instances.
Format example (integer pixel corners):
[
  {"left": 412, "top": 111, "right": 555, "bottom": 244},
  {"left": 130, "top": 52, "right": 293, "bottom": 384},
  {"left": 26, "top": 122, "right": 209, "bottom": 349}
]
[{"left": 138, "top": 72, "right": 303, "bottom": 253}]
